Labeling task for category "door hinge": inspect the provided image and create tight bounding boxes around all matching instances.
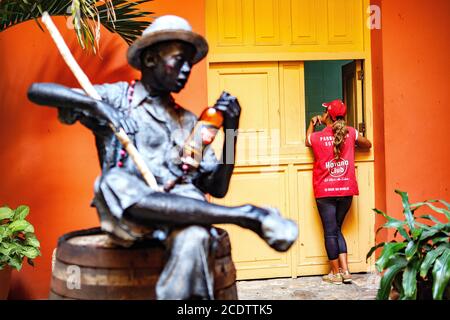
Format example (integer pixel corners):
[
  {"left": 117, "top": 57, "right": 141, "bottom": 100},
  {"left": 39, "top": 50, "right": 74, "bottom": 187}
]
[{"left": 357, "top": 70, "right": 364, "bottom": 81}]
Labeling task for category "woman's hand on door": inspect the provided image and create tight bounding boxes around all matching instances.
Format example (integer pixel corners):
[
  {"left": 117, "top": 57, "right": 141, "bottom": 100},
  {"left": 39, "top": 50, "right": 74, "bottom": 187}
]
[{"left": 310, "top": 115, "right": 323, "bottom": 126}]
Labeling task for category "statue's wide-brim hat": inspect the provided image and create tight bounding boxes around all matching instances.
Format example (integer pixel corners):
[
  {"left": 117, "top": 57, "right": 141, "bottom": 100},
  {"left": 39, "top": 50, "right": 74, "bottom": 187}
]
[{"left": 127, "top": 15, "right": 208, "bottom": 70}]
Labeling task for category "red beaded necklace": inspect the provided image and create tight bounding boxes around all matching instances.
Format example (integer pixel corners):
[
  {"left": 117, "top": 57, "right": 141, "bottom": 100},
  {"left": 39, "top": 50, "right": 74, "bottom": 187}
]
[{"left": 117, "top": 80, "right": 137, "bottom": 168}]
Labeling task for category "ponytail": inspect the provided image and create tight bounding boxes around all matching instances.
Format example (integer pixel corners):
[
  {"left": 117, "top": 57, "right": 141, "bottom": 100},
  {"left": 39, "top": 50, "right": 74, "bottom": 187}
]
[{"left": 332, "top": 117, "right": 348, "bottom": 160}]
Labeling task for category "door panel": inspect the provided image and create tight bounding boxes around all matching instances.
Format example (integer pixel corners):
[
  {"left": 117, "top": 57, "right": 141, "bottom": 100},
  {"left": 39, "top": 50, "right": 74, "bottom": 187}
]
[
  {"left": 294, "top": 162, "right": 372, "bottom": 275},
  {"left": 208, "top": 63, "right": 280, "bottom": 163},
  {"left": 290, "top": 0, "right": 321, "bottom": 45},
  {"left": 279, "top": 62, "right": 307, "bottom": 155},
  {"left": 253, "top": 0, "right": 282, "bottom": 46},
  {"left": 216, "top": 0, "right": 245, "bottom": 46},
  {"left": 326, "top": 0, "right": 361, "bottom": 45},
  {"left": 212, "top": 166, "right": 292, "bottom": 279}
]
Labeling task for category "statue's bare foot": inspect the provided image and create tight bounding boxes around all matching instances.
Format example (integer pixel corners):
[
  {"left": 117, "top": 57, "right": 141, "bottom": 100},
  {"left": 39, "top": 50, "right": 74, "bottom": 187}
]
[{"left": 259, "top": 207, "right": 298, "bottom": 252}]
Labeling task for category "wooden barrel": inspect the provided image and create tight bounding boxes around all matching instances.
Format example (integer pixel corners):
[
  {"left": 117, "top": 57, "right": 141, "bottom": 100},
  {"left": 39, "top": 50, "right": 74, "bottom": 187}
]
[{"left": 49, "top": 227, "right": 237, "bottom": 300}]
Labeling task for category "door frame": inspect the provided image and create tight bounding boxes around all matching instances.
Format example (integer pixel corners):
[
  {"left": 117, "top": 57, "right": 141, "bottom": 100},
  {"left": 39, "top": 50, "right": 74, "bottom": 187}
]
[{"left": 205, "top": 0, "right": 376, "bottom": 278}]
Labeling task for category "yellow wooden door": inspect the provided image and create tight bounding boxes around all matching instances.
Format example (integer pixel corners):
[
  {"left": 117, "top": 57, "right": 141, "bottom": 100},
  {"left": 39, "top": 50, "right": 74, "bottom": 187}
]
[
  {"left": 209, "top": 62, "right": 293, "bottom": 279},
  {"left": 206, "top": 0, "right": 375, "bottom": 280}
]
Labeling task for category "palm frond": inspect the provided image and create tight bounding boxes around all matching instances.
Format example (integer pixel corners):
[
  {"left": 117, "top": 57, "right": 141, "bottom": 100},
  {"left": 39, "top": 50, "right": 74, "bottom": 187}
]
[{"left": 0, "top": 0, "right": 153, "bottom": 52}]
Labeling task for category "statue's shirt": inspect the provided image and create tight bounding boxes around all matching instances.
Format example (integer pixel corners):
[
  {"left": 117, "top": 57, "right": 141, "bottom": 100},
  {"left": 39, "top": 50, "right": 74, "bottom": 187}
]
[{"left": 58, "top": 81, "right": 219, "bottom": 243}]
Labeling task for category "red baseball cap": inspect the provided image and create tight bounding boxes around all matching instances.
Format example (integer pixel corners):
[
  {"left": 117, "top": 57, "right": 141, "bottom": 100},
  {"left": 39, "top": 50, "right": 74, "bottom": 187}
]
[{"left": 322, "top": 99, "right": 347, "bottom": 120}]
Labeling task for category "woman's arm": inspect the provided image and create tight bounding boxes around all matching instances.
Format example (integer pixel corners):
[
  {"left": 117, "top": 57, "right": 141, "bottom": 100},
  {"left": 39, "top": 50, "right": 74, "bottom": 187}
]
[
  {"left": 305, "top": 115, "right": 322, "bottom": 147},
  {"left": 356, "top": 133, "right": 372, "bottom": 149}
]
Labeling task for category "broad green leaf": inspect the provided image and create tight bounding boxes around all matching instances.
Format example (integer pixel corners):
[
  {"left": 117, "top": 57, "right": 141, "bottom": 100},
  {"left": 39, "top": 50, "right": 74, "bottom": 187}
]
[
  {"left": 402, "top": 257, "right": 421, "bottom": 299},
  {"left": 398, "top": 227, "right": 411, "bottom": 241},
  {"left": 393, "top": 273, "right": 404, "bottom": 299},
  {"left": 420, "top": 228, "right": 443, "bottom": 241},
  {"left": 373, "top": 207, "right": 411, "bottom": 240},
  {"left": 8, "top": 220, "right": 34, "bottom": 233},
  {"left": 0, "top": 244, "right": 13, "bottom": 256},
  {"left": 8, "top": 254, "right": 23, "bottom": 271},
  {"left": 395, "top": 190, "right": 416, "bottom": 232},
  {"left": 13, "top": 205, "right": 29, "bottom": 221},
  {"left": 373, "top": 208, "right": 391, "bottom": 220},
  {"left": 375, "top": 242, "right": 407, "bottom": 272},
  {"left": 20, "top": 246, "right": 40, "bottom": 259},
  {"left": 393, "top": 226, "right": 411, "bottom": 242},
  {"left": 384, "top": 219, "right": 406, "bottom": 229},
  {"left": 377, "top": 256, "right": 408, "bottom": 300},
  {"left": 432, "top": 249, "right": 450, "bottom": 300},
  {"left": 420, "top": 214, "right": 443, "bottom": 225},
  {"left": 422, "top": 203, "right": 450, "bottom": 220},
  {"left": 5, "top": 242, "right": 21, "bottom": 255},
  {"left": 405, "top": 240, "right": 419, "bottom": 260},
  {"left": 0, "top": 225, "right": 8, "bottom": 239},
  {"left": 367, "top": 242, "right": 386, "bottom": 261},
  {"left": 25, "top": 233, "right": 40, "bottom": 248},
  {"left": 411, "top": 228, "right": 423, "bottom": 240},
  {"left": 0, "top": 207, "right": 14, "bottom": 220},
  {"left": 432, "top": 236, "right": 450, "bottom": 245},
  {"left": 412, "top": 201, "right": 450, "bottom": 220},
  {"left": 437, "top": 200, "right": 450, "bottom": 211},
  {"left": 411, "top": 200, "right": 436, "bottom": 208},
  {"left": 415, "top": 221, "right": 432, "bottom": 229},
  {"left": 420, "top": 244, "right": 447, "bottom": 277}
]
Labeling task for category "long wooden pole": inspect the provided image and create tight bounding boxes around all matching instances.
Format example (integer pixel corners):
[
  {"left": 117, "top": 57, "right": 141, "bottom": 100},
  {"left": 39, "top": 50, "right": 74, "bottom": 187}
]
[{"left": 41, "top": 12, "right": 161, "bottom": 191}]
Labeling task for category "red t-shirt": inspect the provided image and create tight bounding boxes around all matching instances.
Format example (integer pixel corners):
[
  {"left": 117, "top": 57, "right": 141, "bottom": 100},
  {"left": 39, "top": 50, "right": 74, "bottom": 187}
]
[{"left": 309, "top": 126, "right": 359, "bottom": 198}]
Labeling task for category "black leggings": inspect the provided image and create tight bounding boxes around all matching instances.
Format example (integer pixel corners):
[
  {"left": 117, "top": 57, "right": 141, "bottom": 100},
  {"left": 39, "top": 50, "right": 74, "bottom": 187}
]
[{"left": 316, "top": 196, "right": 353, "bottom": 260}]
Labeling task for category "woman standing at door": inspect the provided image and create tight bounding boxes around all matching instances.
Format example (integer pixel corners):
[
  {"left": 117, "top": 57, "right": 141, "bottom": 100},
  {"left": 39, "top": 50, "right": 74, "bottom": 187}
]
[{"left": 305, "top": 99, "right": 372, "bottom": 284}]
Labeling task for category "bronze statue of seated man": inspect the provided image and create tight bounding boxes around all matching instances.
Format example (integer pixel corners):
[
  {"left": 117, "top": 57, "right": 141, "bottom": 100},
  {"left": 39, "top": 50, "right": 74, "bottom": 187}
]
[{"left": 28, "top": 15, "right": 298, "bottom": 300}]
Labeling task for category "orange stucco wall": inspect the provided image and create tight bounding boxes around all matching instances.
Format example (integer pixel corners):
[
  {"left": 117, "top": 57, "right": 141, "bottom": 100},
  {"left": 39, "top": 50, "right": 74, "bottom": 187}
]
[
  {"left": 371, "top": 0, "right": 450, "bottom": 239},
  {"left": 0, "top": 0, "right": 206, "bottom": 299}
]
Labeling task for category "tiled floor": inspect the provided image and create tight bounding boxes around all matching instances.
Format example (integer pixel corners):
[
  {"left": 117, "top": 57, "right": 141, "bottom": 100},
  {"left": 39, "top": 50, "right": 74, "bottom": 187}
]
[{"left": 236, "top": 273, "right": 380, "bottom": 300}]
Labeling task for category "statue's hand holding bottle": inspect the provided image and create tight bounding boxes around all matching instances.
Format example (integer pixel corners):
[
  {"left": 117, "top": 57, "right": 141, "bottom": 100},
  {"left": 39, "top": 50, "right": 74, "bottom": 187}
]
[
  {"left": 213, "top": 91, "right": 241, "bottom": 131},
  {"left": 180, "top": 91, "right": 240, "bottom": 172}
]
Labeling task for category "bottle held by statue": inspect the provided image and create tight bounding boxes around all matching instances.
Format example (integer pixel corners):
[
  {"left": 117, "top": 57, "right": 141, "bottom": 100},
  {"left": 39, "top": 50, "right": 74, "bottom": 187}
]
[{"left": 181, "top": 91, "right": 228, "bottom": 172}]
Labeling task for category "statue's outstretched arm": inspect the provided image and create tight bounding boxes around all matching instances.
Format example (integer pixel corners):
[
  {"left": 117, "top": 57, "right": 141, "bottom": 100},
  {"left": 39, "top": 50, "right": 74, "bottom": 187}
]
[
  {"left": 28, "top": 83, "right": 99, "bottom": 112},
  {"left": 27, "top": 83, "right": 137, "bottom": 134}
]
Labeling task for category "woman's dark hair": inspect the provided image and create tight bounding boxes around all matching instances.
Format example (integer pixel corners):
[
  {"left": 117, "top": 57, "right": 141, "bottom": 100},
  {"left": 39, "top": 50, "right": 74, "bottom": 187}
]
[{"left": 332, "top": 116, "right": 348, "bottom": 160}]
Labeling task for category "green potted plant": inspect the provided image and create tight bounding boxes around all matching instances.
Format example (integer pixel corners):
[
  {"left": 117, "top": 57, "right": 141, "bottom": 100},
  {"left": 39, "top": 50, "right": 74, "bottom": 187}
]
[
  {"left": 0, "top": 0, "right": 153, "bottom": 52},
  {"left": 0, "top": 205, "right": 41, "bottom": 299},
  {"left": 367, "top": 190, "right": 450, "bottom": 300}
]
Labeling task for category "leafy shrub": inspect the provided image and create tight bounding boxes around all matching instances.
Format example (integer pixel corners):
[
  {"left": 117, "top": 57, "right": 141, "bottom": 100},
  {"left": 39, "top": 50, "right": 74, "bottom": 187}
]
[
  {"left": 367, "top": 190, "right": 450, "bottom": 300},
  {"left": 0, "top": 205, "right": 41, "bottom": 270}
]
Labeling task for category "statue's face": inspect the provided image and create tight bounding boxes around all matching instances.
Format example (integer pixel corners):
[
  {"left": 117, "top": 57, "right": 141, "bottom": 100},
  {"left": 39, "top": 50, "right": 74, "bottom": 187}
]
[{"left": 141, "top": 41, "right": 196, "bottom": 94}]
